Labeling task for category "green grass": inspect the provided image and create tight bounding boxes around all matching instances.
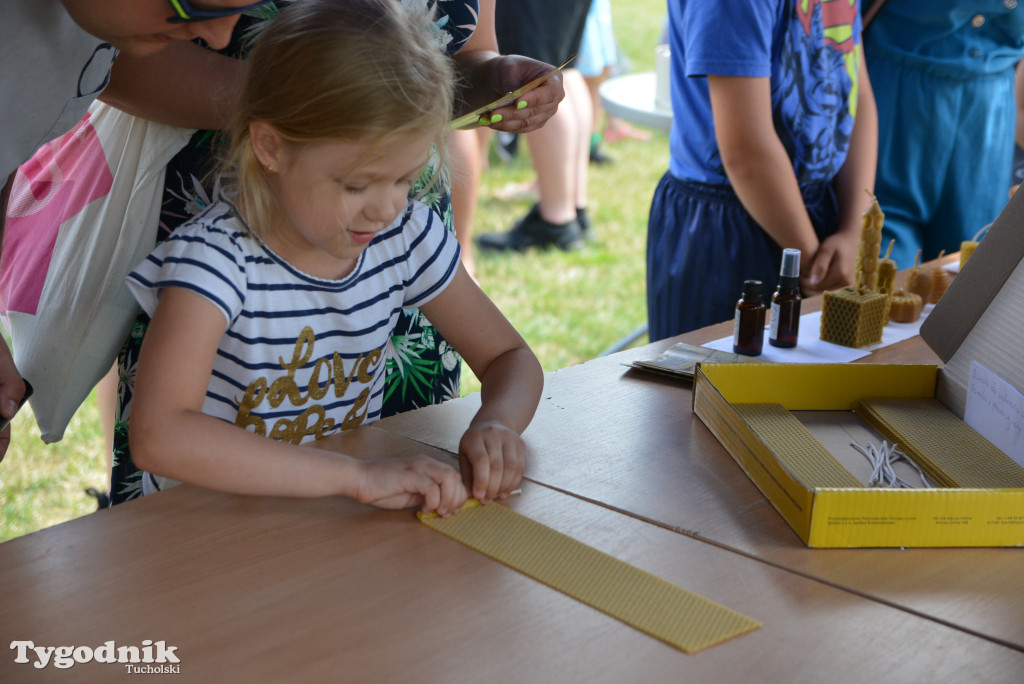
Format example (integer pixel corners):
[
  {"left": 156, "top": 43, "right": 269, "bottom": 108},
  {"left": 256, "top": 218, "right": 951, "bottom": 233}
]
[
  {"left": 0, "top": 0, "right": 669, "bottom": 542},
  {"left": 0, "top": 391, "right": 109, "bottom": 541}
]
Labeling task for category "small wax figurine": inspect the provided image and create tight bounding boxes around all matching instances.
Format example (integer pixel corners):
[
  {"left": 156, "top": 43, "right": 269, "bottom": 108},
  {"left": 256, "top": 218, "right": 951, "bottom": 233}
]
[
  {"left": 877, "top": 240, "right": 897, "bottom": 296},
  {"left": 888, "top": 289, "right": 923, "bottom": 323},
  {"left": 769, "top": 248, "right": 801, "bottom": 348},
  {"left": 927, "top": 250, "right": 952, "bottom": 303},
  {"left": 959, "top": 241, "right": 979, "bottom": 269},
  {"left": 854, "top": 191, "right": 884, "bottom": 292},
  {"left": 959, "top": 224, "right": 988, "bottom": 270},
  {"left": 906, "top": 250, "right": 933, "bottom": 303},
  {"left": 877, "top": 240, "right": 897, "bottom": 321},
  {"left": 733, "top": 280, "right": 766, "bottom": 357}
]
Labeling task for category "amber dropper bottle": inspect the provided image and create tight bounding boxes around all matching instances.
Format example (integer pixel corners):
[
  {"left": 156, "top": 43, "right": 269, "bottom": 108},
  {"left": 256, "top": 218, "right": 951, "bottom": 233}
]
[
  {"left": 733, "top": 280, "right": 766, "bottom": 357},
  {"left": 769, "top": 248, "right": 802, "bottom": 348}
]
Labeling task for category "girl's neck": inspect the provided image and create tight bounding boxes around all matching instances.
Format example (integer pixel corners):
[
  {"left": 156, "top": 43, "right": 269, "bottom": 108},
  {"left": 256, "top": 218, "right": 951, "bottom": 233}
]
[
  {"left": 261, "top": 229, "right": 359, "bottom": 281},
  {"left": 235, "top": 202, "right": 360, "bottom": 281}
]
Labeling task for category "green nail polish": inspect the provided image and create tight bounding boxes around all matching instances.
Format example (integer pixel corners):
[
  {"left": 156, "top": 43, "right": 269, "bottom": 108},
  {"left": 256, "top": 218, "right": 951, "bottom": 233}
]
[
  {"left": 478, "top": 116, "right": 490, "bottom": 126},
  {"left": 490, "top": 113, "right": 503, "bottom": 124},
  {"left": 516, "top": 100, "right": 528, "bottom": 110}
]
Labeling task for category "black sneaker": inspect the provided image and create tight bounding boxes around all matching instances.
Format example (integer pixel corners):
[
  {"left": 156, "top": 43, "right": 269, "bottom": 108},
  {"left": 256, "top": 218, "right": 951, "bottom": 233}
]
[
  {"left": 86, "top": 487, "right": 111, "bottom": 510},
  {"left": 476, "top": 204, "right": 584, "bottom": 252},
  {"left": 576, "top": 207, "right": 595, "bottom": 242},
  {"left": 589, "top": 144, "right": 613, "bottom": 165}
]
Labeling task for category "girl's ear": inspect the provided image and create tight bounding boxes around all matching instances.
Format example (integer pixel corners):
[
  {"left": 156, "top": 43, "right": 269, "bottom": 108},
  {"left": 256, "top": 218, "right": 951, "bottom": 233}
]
[{"left": 249, "top": 121, "right": 285, "bottom": 171}]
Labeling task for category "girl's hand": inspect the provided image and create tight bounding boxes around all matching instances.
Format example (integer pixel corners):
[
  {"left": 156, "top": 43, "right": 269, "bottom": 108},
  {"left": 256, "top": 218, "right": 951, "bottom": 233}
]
[
  {"left": 458, "top": 421, "right": 526, "bottom": 504},
  {"left": 477, "top": 55, "right": 565, "bottom": 134},
  {"left": 352, "top": 455, "right": 468, "bottom": 517}
]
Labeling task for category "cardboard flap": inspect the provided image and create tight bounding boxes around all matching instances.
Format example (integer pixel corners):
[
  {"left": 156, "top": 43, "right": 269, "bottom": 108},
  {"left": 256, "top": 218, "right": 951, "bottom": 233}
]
[
  {"left": 921, "top": 190, "right": 1024, "bottom": 361},
  {"left": 920, "top": 190, "right": 1024, "bottom": 418}
]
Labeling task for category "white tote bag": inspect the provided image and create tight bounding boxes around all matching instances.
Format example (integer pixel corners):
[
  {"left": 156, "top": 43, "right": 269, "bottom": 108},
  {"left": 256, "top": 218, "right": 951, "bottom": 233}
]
[{"left": 0, "top": 101, "right": 194, "bottom": 442}]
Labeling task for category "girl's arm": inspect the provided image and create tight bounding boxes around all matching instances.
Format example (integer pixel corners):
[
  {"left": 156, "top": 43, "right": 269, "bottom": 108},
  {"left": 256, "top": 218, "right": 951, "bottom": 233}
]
[
  {"left": 810, "top": 50, "right": 878, "bottom": 294},
  {"left": 419, "top": 264, "right": 544, "bottom": 503},
  {"left": 130, "top": 287, "right": 467, "bottom": 515},
  {"left": 707, "top": 75, "right": 822, "bottom": 270}
]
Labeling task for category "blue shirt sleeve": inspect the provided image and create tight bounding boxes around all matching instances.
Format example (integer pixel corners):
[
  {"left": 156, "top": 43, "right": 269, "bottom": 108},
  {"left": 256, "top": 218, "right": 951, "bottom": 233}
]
[{"left": 680, "top": 0, "right": 779, "bottom": 78}]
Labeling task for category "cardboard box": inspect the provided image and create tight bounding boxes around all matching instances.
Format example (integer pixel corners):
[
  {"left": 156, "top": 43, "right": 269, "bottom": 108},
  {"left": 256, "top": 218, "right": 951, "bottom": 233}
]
[{"left": 692, "top": 191, "right": 1024, "bottom": 548}]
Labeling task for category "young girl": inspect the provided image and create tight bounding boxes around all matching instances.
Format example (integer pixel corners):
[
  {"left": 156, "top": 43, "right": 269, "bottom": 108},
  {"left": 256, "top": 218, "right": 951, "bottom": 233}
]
[{"left": 125, "top": 0, "right": 544, "bottom": 517}]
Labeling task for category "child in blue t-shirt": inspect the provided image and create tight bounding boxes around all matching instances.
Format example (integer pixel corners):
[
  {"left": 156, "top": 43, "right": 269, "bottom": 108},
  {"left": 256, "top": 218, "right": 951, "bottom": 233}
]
[
  {"left": 647, "top": 0, "right": 878, "bottom": 339},
  {"left": 125, "top": 0, "right": 543, "bottom": 517}
]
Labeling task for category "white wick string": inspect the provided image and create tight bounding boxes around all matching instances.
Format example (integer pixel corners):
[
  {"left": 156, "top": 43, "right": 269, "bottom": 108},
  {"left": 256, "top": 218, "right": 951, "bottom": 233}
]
[{"left": 849, "top": 440, "right": 934, "bottom": 488}]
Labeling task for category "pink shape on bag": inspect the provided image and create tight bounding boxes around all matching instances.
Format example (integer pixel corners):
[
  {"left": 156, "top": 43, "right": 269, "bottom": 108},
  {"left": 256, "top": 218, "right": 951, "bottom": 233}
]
[{"left": 0, "top": 112, "right": 114, "bottom": 315}]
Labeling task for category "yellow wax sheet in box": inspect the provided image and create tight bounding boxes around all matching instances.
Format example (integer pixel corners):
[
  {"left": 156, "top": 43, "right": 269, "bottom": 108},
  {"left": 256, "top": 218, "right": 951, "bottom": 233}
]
[
  {"left": 856, "top": 398, "right": 1024, "bottom": 489},
  {"left": 419, "top": 499, "right": 760, "bottom": 653}
]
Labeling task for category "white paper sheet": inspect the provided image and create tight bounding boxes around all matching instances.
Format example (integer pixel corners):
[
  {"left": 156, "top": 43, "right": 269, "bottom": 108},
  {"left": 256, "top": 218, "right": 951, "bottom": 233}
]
[
  {"left": 965, "top": 360, "right": 1024, "bottom": 466},
  {"left": 703, "top": 306, "right": 933, "bottom": 364}
]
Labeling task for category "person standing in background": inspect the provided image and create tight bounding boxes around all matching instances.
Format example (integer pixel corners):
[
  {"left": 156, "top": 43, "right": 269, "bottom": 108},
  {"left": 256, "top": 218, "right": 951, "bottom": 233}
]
[
  {"left": 475, "top": 0, "right": 595, "bottom": 251},
  {"left": 864, "top": 0, "right": 1024, "bottom": 269},
  {"left": 646, "top": 0, "right": 877, "bottom": 340},
  {"left": 577, "top": 0, "right": 651, "bottom": 166}
]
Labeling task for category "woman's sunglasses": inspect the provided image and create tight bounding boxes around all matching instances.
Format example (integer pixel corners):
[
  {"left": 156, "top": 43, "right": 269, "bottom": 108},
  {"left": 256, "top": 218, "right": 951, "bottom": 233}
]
[{"left": 166, "top": 0, "right": 275, "bottom": 24}]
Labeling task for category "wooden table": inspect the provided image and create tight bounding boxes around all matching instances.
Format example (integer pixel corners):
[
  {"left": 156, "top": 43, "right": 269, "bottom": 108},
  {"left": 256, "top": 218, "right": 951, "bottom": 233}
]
[
  {"left": 1, "top": 429, "right": 1021, "bottom": 681},
  {"left": 376, "top": 284, "right": 1024, "bottom": 655},
  {"left": 2, "top": 267, "right": 1022, "bottom": 679}
]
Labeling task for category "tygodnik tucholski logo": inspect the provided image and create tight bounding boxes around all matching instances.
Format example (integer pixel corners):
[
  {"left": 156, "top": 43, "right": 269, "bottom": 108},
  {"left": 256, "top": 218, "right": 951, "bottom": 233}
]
[{"left": 10, "top": 640, "right": 180, "bottom": 673}]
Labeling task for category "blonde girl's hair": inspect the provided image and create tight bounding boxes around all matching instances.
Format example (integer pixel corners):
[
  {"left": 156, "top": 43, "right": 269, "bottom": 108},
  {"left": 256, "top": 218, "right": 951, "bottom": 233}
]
[{"left": 222, "top": 0, "right": 455, "bottom": 236}]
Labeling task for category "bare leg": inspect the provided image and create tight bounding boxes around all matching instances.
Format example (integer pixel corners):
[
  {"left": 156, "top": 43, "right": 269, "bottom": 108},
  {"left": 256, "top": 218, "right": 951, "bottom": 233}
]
[
  {"left": 565, "top": 69, "right": 593, "bottom": 211},
  {"left": 87, "top": 362, "right": 118, "bottom": 507},
  {"left": 475, "top": 69, "right": 593, "bottom": 251},
  {"left": 447, "top": 128, "right": 482, "bottom": 278},
  {"left": 528, "top": 68, "right": 591, "bottom": 224}
]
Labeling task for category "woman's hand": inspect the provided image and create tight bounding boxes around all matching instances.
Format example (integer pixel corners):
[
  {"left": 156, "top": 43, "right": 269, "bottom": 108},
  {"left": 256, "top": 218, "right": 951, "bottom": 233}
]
[{"left": 471, "top": 55, "right": 565, "bottom": 134}]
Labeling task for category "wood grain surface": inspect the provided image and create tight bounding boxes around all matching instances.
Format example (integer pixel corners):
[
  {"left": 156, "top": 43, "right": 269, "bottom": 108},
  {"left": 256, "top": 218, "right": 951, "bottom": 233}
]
[
  {"left": 2, "top": 474, "right": 1020, "bottom": 682},
  {"left": 376, "top": 273, "right": 1024, "bottom": 653}
]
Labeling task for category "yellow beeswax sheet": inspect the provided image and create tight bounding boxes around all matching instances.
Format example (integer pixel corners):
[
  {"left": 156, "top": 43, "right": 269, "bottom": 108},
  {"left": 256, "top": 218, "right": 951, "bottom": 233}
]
[
  {"left": 857, "top": 398, "right": 1024, "bottom": 489},
  {"left": 418, "top": 500, "right": 760, "bottom": 653}
]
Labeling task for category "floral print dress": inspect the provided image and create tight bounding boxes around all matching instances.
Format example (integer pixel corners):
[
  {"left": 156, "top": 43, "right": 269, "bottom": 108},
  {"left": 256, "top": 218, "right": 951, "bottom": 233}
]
[{"left": 110, "top": 0, "right": 480, "bottom": 504}]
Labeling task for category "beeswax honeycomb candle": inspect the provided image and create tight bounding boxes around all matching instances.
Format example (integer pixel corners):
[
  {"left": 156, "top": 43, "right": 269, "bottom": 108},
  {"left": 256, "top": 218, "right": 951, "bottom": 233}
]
[
  {"left": 854, "top": 192, "right": 884, "bottom": 292},
  {"left": 888, "top": 290, "right": 923, "bottom": 323},
  {"left": 819, "top": 287, "right": 887, "bottom": 348}
]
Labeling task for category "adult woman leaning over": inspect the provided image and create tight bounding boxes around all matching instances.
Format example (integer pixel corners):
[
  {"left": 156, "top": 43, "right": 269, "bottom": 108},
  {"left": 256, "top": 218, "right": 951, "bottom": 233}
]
[{"left": 97, "top": 0, "right": 563, "bottom": 504}]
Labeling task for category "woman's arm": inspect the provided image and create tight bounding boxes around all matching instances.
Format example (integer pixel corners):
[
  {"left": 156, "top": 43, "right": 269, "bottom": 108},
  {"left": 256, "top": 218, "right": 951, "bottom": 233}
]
[
  {"left": 419, "top": 264, "right": 543, "bottom": 502},
  {"left": 130, "top": 287, "right": 467, "bottom": 514},
  {"left": 451, "top": 0, "right": 563, "bottom": 133},
  {"left": 100, "top": 41, "right": 242, "bottom": 130}
]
